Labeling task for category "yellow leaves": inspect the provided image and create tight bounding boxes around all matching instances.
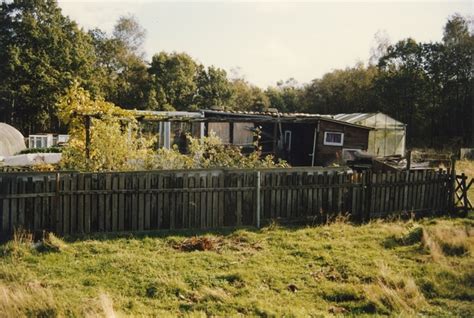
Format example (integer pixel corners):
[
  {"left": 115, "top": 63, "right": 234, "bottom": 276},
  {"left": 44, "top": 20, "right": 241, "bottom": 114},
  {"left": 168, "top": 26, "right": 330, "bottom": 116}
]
[
  {"left": 57, "top": 83, "right": 154, "bottom": 171},
  {"left": 58, "top": 83, "right": 288, "bottom": 171}
]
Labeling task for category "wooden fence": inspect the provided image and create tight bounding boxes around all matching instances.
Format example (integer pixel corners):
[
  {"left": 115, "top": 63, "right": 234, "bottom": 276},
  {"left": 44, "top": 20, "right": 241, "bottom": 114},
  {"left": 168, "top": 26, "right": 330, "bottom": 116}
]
[{"left": 0, "top": 168, "right": 453, "bottom": 237}]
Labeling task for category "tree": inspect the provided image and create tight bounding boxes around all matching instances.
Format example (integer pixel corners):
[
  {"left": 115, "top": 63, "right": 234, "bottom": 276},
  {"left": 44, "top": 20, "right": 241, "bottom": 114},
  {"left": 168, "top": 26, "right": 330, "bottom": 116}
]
[
  {"left": 89, "top": 16, "right": 152, "bottom": 110},
  {"left": 112, "top": 15, "right": 146, "bottom": 57},
  {"left": 376, "top": 38, "right": 429, "bottom": 141},
  {"left": 302, "top": 63, "right": 379, "bottom": 114},
  {"left": 265, "top": 81, "right": 304, "bottom": 113},
  {"left": 228, "top": 79, "right": 270, "bottom": 111},
  {"left": 148, "top": 52, "right": 199, "bottom": 111},
  {"left": 0, "top": 0, "right": 99, "bottom": 133},
  {"left": 195, "top": 66, "right": 233, "bottom": 109}
]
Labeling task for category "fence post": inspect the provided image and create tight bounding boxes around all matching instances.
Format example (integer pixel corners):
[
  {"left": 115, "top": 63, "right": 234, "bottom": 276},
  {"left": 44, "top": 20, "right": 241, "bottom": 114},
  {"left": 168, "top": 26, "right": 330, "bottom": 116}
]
[
  {"left": 54, "top": 172, "right": 61, "bottom": 234},
  {"left": 255, "top": 171, "right": 261, "bottom": 228},
  {"left": 461, "top": 173, "right": 468, "bottom": 217},
  {"left": 450, "top": 155, "right": 456, "bottom": 214}
]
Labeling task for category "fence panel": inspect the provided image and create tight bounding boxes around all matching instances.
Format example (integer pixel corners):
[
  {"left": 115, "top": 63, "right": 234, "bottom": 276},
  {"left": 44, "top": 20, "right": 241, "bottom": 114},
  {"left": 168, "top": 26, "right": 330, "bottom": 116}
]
[{"left": 0, "top": 168, "right": 455, "bottom": 237}]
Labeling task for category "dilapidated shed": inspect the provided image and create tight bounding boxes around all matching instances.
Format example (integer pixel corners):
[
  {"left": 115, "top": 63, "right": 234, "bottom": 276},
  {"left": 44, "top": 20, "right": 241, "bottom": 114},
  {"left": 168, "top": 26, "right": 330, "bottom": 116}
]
[
  {"left": 202, "top": 110, "right": 372, "bottom": 166},
  {"left": 328, "top": 113, "right": 406, "bottom": 157}
]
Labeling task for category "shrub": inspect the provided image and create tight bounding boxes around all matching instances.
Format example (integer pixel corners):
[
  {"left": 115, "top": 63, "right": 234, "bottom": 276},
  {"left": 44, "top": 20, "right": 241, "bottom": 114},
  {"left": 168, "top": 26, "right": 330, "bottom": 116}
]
[
  {"left": 18, "top": 147, "right": 62, "bottom": 154},
  {"left": 57, "top": 83, "right": 155, "bottom": 172},
  {"left": 57, "top": 84, "right": 288, "bottom": 171}
]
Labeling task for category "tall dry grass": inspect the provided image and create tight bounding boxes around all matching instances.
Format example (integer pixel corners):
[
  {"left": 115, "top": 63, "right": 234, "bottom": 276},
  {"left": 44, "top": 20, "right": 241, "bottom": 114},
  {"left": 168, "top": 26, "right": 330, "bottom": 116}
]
[
  {"left": 364, "top": 263, "right": 427, "bottom": 314},
  {"left": 0, "top": 282, "right": 57, "bottom": 318}
]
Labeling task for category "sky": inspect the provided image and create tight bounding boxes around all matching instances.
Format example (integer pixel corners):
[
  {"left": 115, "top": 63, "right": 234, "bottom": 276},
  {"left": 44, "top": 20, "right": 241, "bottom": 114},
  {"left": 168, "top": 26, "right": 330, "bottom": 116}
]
[{"left": 58, "top": 1, "right": 472, "bottom": 88}]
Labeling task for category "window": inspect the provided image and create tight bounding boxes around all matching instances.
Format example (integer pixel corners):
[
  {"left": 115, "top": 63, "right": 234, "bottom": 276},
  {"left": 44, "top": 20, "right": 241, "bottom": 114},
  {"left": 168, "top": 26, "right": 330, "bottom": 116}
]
[
  {"left": 29, "top": 135, "right": 48, "bottom": 148},
  {"left": 323, "top": 131, "right": 344, "bottom": 146},
  {"left": 233, "top": 122, "right": 254, "bottom": 146}
]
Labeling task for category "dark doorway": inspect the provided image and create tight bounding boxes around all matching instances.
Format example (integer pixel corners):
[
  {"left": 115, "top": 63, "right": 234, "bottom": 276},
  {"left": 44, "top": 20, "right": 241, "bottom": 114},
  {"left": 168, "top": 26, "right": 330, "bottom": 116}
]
[{"left": 285, "top": 123, "right": 316, "bottom": 166}]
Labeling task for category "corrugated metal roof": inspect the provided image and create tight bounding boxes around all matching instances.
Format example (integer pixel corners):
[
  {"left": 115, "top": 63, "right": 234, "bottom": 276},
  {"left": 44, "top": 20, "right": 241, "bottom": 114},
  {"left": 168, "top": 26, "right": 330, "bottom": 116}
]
[
  {"left": 202, "top": 109, "right": 321, "bottom": 118},
  {"left": 201, "top": 109, "right": 372, "bottom": 130},
  {"left": 329, "top": 113, "right": 377, "bottom": 123},
  {"left": 325, "top": 112, "right": 405, "bottom": 126}
]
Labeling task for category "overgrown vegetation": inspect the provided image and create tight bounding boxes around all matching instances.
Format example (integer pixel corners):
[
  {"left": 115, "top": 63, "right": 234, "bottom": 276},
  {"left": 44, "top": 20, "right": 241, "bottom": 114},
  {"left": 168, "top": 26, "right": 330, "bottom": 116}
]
[
  {"left": 57, "top": 84, "right": 287, "bottom": 171},
  {"left": 0, "top": 219, "right": 472, "bottom": 316}
]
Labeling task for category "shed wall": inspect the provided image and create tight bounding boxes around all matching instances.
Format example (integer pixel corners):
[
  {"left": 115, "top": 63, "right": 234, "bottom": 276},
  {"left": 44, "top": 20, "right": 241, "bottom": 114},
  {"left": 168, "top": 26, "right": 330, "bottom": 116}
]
[{"left": 316, "top": 121, "right": 370, "bottom": 166}]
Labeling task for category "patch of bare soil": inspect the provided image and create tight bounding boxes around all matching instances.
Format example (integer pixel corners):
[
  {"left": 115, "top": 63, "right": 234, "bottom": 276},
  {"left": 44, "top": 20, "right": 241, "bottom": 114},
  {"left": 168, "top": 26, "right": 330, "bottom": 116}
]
[{"left": 173, "top": 235, "right": 263, "bottom": 253}]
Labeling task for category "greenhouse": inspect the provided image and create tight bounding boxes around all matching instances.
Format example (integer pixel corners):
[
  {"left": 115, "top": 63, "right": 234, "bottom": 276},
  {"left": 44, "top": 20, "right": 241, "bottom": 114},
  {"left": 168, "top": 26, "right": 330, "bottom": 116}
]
[
  {"left": 329, "top": 113, "right": 406, "bottom": 157},
  {"left": 0, "top": 123, "right": 26, "bottom": 157}
]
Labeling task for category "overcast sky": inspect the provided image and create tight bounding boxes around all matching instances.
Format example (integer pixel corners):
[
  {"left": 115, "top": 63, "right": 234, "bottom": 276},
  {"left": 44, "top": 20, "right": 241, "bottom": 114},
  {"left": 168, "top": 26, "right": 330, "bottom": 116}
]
[{"left": 58, "top": 1, "right": 472, "bottom": 88}]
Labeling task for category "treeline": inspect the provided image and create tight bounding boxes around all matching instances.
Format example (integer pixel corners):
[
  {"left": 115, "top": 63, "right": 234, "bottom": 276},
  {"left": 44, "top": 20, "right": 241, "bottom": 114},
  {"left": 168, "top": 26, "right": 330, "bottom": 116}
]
[{"left": 0, "top": 0, "right": 472, "bottom": 147}]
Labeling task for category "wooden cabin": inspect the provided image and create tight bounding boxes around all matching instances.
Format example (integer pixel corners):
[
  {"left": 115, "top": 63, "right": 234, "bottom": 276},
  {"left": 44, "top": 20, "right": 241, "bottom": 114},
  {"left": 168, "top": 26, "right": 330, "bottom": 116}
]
[{"left": 202, "top": 110, "right": 372, "bottom": 166}]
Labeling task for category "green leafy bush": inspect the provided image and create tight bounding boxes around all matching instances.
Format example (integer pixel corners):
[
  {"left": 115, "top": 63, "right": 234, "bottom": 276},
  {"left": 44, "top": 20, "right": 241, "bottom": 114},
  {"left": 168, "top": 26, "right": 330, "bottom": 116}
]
[
  {"left": 18, "top": 147, "right": 62, "bottom": 155},
  {"left": 57, "top": 84, "right": 288, "bottom": 171}
]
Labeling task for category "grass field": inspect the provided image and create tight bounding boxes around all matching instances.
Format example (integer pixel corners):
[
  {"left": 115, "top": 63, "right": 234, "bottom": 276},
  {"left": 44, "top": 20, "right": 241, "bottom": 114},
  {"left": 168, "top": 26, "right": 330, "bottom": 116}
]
[{"left": 1, "top": 217, "right": 473, "bottom": 317}]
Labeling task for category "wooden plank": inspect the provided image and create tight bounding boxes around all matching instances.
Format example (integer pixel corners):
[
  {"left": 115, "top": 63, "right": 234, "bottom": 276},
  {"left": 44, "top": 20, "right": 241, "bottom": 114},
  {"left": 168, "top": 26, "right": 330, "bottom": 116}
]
[
  {"left": 161, "top": 175, "right": 169, "bottom": 229},
  {"left": 62, "top": 175, "right": 70, "bottom": 235},
  {"left": 69, "top": 174, "right": 77, "bottom": 234},
  {"left": 293, "top": 172, "right": 300, "bottom": 217},
  {"left": 0, "top": 176, "right": 9, "bottom": 232},
  {"left": 175, "top": 175, "right": 183, "bottom": 229},
  {"left": 77, "top": 174, "right": 84, "bottom": 234},
  {"left": 274, "top": 172, "right": 281, "bottom": 218},
  {"left": 16, "top": 178, "right": 24, "bottom": 230},
  {"left": 131, "top": 174, "right": 138, "bottom": 231},
  {"left": 97, "top": 174, "right": 105, "bottom": 232},
  {"left": 212, "top": 175, "right": 219, "bottom": 227},
  {"left": 157, "top": 173, "right": 163, "bottom": 229},
  {"left": 384, "top": 172, "right": 391, "bottom": 215},
  {"left": 434, "top": 170, "right": 443, "bottom": 212},
  {"left": 168, "top": 174, "right": 177, "bottom": 230},
  {"left": 207, "top": 173, "right": 213, "bottom": 228},
  {"left": 351, "top": 173, "right": 358, "bottom": 220},
  {"left": 420, "top": 170, "right": 427, "bottom": 212},
  {"left": 200, "top": 175, "right": 206, "bottom": 229},
  {"left": 42, "top": 176, "right": 50, "bottom": 231},
  {"left": 33, "top": 180, "right": 44, "bottom": 231},
  {"left": 285, "top": 173, "right": 292, "bottom": 219},
  {"left": 327, "top": 173, "right": 333, "bottom": 215},
  {"left": 394, "top": 172, "right": 401, "bottom": 213},
  {"left": 10, "top": 177, "right": 18, "bottom": 231},
  {"left": 188, "top": 173, "right": 195, "bottom": 229},
  {"left": 218, "top": 172, "right": 225, "bottom": 227},
  {"left": 337, "top": 173, "right": 343, "bottom": 214},
  {"left": 111, "top": 174, "right": 119, "bottom": 232},
  {"left": 369, "top": 173, "right": 377, "bottom": 217},
  {"left": 23, "top": 177, "right": 33, "bottom": 231},
  {"left": 236, "top": 174, "right": 242, "bottom": 226},
  {"left": 317, "top": 173, "right": 323, "bottom": 221},
  {"left": 137, "top": 174, "right": 145, "bottom": 231},
  {"left": 425, "top": 170, "right": 433, "bottom": 211},
  {"left": 182, "top": 173, "right": 189, "bottom": 229},
  {"left": 407, "top": 172, "right": 414, "bottom": 213},
  {"left": 84, "top": 174, "right": 91, "bottom": 233},
  {"left": 306, "top": 173, "right": 313, "bottom": 217}
]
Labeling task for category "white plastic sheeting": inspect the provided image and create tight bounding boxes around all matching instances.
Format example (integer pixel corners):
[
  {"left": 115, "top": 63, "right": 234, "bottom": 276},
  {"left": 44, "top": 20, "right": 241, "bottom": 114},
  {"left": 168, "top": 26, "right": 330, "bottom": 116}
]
[
  {"left": 2, "top": 153, "right": 61, "bottom": 166},
  {"left": 0, "top": 123, "right": 26, "bottom": 157}
]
